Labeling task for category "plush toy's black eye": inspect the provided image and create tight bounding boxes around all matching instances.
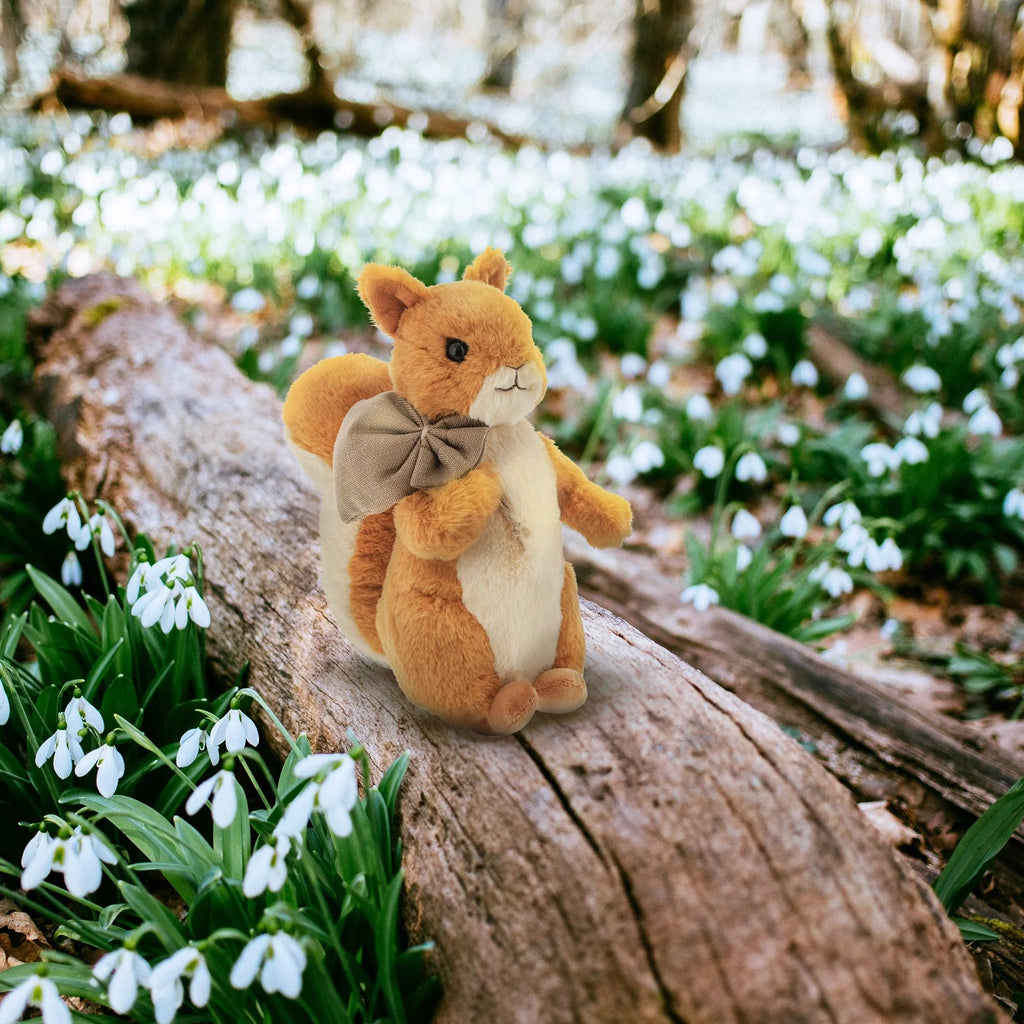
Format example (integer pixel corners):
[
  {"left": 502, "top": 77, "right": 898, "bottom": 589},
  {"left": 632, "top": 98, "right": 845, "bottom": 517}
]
[{"left": 445, "top": 338, "right": 469, "bottom": 363}]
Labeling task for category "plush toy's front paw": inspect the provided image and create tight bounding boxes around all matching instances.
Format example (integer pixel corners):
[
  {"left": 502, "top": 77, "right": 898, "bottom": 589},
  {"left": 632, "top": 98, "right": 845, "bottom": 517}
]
[
  {"left": 534, "top": 669, "right": 587, "bottom": 714},
  {"left": 570, "top": 489, "right": 633, "bottom": 549}
]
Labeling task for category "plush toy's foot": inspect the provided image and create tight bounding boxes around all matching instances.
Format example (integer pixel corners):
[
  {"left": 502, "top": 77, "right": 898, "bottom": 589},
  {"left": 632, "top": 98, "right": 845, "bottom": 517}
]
[
  {"left": 534, "top": 669, "right": 587, "bottom": 714},
  {"left": 485, "top": 679, "right": 538, "bottom": 734}
]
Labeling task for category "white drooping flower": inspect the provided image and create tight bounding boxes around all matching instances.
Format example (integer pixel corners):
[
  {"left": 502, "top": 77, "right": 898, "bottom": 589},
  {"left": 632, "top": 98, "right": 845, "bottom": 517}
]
[
  {"left": 619, "top": 353, "right": 647, "bottom": 379},
  {"left": 0, "top": 418, "right": 23, "bottom": 456},
  {"left": 278, "top": 752, "right": 358, "bottom": 839},
  {"left": 630, "top": 440, "right": 665, "bottom": 473},
  {"left": 75, "top": 742, "right": 126, "bottom": 797},
  {"left": 64, "top": 694, "right": 103, "bottom": 736},
  {"left": 776, "top": 422, "right": 800, "bottom": 447},
  {"left": 1004, "top": 487, "right": 1024, "bottom": 520},
  {"left": 93, "top": 947, "right": 152, "bottom": 1015},
  {"left": 735, "top": 451, "right": 767, "bottom": 483},
  {"left": 715, "top": 352, "right": 753, "bottom": 395},
  {"left": 819, "top": 565, "right": 854, "bottom": 598},
  {"left": 836, "top": 522, "right": 871, "bottom": 568},
  {"left": 230, "top": 932, "right": 307, "bottom": 999},
  {"left": 127, "top": 554, "right": 211, "bottom": 634},
  {"left": 681, "top": 583, "right": 720, "bottom": 612},
  {"left": 21, "top": 826, "right": 116, "bottom": 897},
  {"left": 962, "top": 388, "right": 988, "bottom": 414},
  {"left": 731, "top": 509, "right": 761, "bottom": 541},
  {"left": 0, "top": 973, "right": 70, "bottom": 1024},
  {"left": 864, "top": 537, "right": 904, "bottom": 573},
  {"left": 186, "top": 770, "right": 239, "bottom": 829},
  {"left": 60, "top": 550, "right": 83, "bottom": 587},
  {"left": 843, "top": 372, "right": 869, "bottom": 401},
  {"left": 735, "top": 544, "right": 753, "bottom": 571},
  {"left": 742, "top": 332, "right": 767, "bottom": 359},
  {"left": 779, "top": 505, "right": 809, "bottom": 539},
  {"left": 901, "top": 364, "right": 941, "bottom": 393},
  {"left": 893, "top": 436, "right": 929, "bottom": 466},
  {"left": 611, "top": 384, "right": 644, "bottom": 423},
  {"left": 968, "top": 404, "right": 1002, "bottom": 437},
  {"left": 904, "top": 402, "right": 942, "bottom": 438},
  {"left": 176, "top": 726, "right": 212, "bottom": 767},
  {"left": 243, "top": 833, "right": 294, "bottom": 897},
  {"left": 148, "top": 946, "right": 211, "bottom": 1024},
  {"left": 603, "top": 453, "right": 637, "bottom": 486},
  {"left": 75, "top": 512, "right": 116, "bottom": 557},
  {"left": 208, "top": 707, "right": 259, "bottom": 761},
  {"left": 860, "top": 442, "right": 897, "bottom": 478},
  {"left": 35, "top": 720, "right": 85, "bottom": 779},
  {"left": 0, "top": 673, "right": 9, "bottom": 726},
  {"left": 791, "top": 359, "right": 819, "bottom": 388},
  {"left": 685, "top": 393, "right": 713, "bottom": 422},
  {"left": 824, "top": 501, "right": 861, "bottom": 530},
  {"left": 693, "top": 445, "right": 725, "bottom": 479},
  {"left": 42, "top": 497, "right": 83, "bottom": 544}
]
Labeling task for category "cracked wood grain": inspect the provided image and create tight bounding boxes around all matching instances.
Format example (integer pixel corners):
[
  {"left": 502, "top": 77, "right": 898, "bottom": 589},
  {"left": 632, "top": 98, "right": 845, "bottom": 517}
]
[{"left": 28, "top": 274, "right": 1003, "bottom": 1024}]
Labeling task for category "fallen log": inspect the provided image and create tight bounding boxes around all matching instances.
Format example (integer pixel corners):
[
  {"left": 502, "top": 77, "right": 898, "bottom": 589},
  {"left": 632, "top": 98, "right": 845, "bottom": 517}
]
[
  {"left": 28, "top": 274, "right": 1002, "bottom": 1024},
  {"left": 38, "top": 70, "right": 527, "bottom": 147}
]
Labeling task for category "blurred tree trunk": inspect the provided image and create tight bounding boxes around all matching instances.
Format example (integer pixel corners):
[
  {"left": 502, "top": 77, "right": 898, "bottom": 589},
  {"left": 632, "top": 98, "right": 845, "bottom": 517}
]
[
  {"left": 276, "top": 0, "right": 328, "bottom": 90},
  {"left": 621, "top": 0, "right": 694, "bottom": 152},
  {"left": 480, "top": 0, "right": 525, "bottom": 92},
  {"left": 0, "top": 0, "right": 23, "bottom": 91},
  {"left": 923, "top": 0, "right": 1024, "bottom": 156},
  {"left": 123, "top": 0, "right": 239, "bottom": 88}
]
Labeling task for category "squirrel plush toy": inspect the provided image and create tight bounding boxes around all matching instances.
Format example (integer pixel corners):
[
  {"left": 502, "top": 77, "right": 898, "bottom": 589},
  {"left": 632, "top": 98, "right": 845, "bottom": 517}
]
[{"left": 283, "top": 248, "right": 632, "bottom": 734}]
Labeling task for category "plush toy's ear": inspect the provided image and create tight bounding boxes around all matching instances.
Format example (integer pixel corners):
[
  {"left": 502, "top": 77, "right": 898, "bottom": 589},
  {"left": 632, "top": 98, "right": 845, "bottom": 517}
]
[
  {"left": 463, "top": 247, "right": 512, "bottom": 292},
  {"left": 357, "top": 264, "right": 431, "bottom": 336}
]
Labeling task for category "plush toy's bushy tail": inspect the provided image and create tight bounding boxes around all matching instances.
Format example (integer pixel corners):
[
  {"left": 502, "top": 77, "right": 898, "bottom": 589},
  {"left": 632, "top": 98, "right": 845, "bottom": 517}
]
[
  {"left": 283, "top": 353, "right": 395, "bottom": 664},
  {"left": 283, "top": 353, "right": 392, "bottom": 465}
]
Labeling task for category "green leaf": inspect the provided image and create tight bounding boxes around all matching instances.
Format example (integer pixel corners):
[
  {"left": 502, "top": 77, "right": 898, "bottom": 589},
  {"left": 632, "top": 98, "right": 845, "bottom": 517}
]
[
  {"left": 953, "top": 918, "right": 1000, "bottom": 943},
  {"left": 934, "top": 775, "right": 1024, "bottom": 914},
  {"left": 26, "top": 565, "right": 94, "bottom": 633}
]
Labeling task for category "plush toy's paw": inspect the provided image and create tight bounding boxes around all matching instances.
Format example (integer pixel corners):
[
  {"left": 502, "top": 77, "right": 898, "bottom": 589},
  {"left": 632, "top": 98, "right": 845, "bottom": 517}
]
[
  {"left": 574, "top": 489, "right": 633, "bottom": 549},
  {"left": 485, "top": 679, "right": 537, "bottom": 734},
  {"left": 534, "top": 669, "right": 587, "bottom": 714}
]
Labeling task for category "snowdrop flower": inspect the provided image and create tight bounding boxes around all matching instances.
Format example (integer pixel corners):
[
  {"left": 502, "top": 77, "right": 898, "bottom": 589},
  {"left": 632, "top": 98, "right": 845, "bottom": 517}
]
[
  {"left": 64, "top": 694, "right": 103, "bottom": 736},
  {"left": 681, "top": 583, "right": 720, "bottom": 612},
  {"left": 791, "top": 360, "right": 819, "bottom": 388},
  {"left": 279, "top": 752, "right": 358, "bottom": 838},
  {"left": 125, "top": 561, "right": 157, "bottom": 604},
  {"left": 176, "top": 726, "right": 212, "bottom": 767},
  {"left": 75, "top": 512, "right": 115, "bottom": 557},
  {"left": 176, "top": 586, "right": 211, "bottom": 629},
  {"left": 715, "top": 352, "right": 752, "bottom": 395},
  {"left": 60, "top": 550, "right": 82, "bottom": 587},
  {"left": 860, "top": 442, "right": 897, "bottom": 477},
  {"left": 21, "top": 826, "right": 116, "bottom": 897},
  {"left": 93, "top": 947, "right": 152, "bottom": 1015},
  {"left": 0, "top": 418, "right": 23, "bottom": 455},
  {"left": 630, "top": 440, "right": 665, "bottom": 473},
  {"left": 35, "top": 718, "right": 84, "bottom": 779},
  {"left": 836, "top": 522, "right": 871, "bottom": 567},
  {"left": 894, "top": 436, "right": 929, "bottom": 465},
  {"left": 0, "top": 673, "right": 9, "bottom": 725},
  {"left": 149, "top": 946, "right": 211, "bottom": 1024},
  {"left": 904, "top": 402, "right": 942, "bottom": 438},
  {"left": 864, "top": 537, "right": 903, "bottom": 573},
  {"left": 962, "top": 388, "right": 988, "bottom": 413},
  {"left": 186, "top": 769, "right": 239, "bottom": 829},
  {"left": 693, "top": 445, "right": 725, "bottom": 478},
  {"left": 685, "top": 393, "right": 713, "bottom": 422},
  {"left": 820, "top": 566, "right": 854, "bottom": 598},
  {"left": 776, "top": 423, "right": 800, "bottom": 447},
  {"left": 731, "top": 509, "right": 761, "bottom": 541},
  {"left": 1004, "top": 487, "right": 1024, "bottom": 520},
  {"left": 968, "top": 404, "right": 1002, "bottom": 437},
  {"left": 619, "top": 353, "right": 647, "bottom": 379},
  {"left": 230, "top": 932, "right": 307, "bottom": 998},
  {"left": 42, "top": 497, "right": 82, "bottom": 543},
  {"left": 208, "top": 707, "right": 259, "bottom": 761},
  {"left": 742, "top": 332, "right": 767, "bottom": 359},
  {"left": 243, "top": 833, "right": 294, "bottom": 897},
  {"left": 0, "top": 973, "right": 70, "bottom": 1024},
  {"left": 779, "top": 505, "right": 809, "bottom": 539},
  {"left": 603, "top": 453, "right": 637, "bottom": 486},
  {"left": 735, "top": 544, "right": 753, "bottom": 571},
  {"left": 131, "top": 583, "right": 181, "bottom": 633},
  {"left": 843, "top": 372, "right": 869, "bottom": 401},
  {"left": 824, "top": 501, "right": 861, "bottom": 530},
  {"left": 735, "top": 451, "right": 767, "bottom": 483},
  {"left": 611, "top": 384, "right": 644, "bottom": 423},
  {"left": 1002, "top": 366, "right": 1020, "bottom": 389},
  {"left": 75, "top": 742, "right": 125, "bottom": 797},
  {"left": 901, "top": 364, "right": 941, "bottom": 393}
]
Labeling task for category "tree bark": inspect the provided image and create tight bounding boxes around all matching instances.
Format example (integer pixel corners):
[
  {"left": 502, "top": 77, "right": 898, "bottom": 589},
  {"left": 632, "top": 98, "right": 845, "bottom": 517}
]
[
  {"left": 0, "top": 0, "right": 22, "bottom": 92},
  {"left": 124, "top": 0, "right": 239, "bottom": 89},
  {"left": 621, "top": 0, "right": 693, "bottom": 152},
  {"left": 480, "top": 0, "right": 525, "bottom": 92},
  {"left": 40, "top": 69, "right": 528, "bottom": 147},
  {"left": 27, "top": 274, "right": 1003, "bottom": 1024}
]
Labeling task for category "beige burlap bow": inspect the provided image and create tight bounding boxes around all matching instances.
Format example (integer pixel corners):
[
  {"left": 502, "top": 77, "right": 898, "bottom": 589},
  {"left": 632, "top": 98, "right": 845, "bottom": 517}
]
[{"left": 333, "top": 391, "right": 490, "bottom": 523}]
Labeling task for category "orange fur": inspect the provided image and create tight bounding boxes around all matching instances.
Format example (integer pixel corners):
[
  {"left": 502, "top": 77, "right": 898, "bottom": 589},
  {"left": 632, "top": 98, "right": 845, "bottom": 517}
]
[
  {"left": 541, "top": 435, "right": 633, "bottom": 548},
  {"left": 348, "top": 511, "right": 395, "bottom": 654},
  {"left": 283, "top": 354, "right": 392, "bottom": 464},
  {"left": 462, "top": 247, "right": 512, "bottom": 291}
]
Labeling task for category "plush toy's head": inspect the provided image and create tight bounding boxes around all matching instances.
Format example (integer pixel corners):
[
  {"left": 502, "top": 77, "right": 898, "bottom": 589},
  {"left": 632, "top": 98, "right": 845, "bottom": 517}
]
[{"left": 357, "top": 248, "right": 547, "bottom": 426}]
